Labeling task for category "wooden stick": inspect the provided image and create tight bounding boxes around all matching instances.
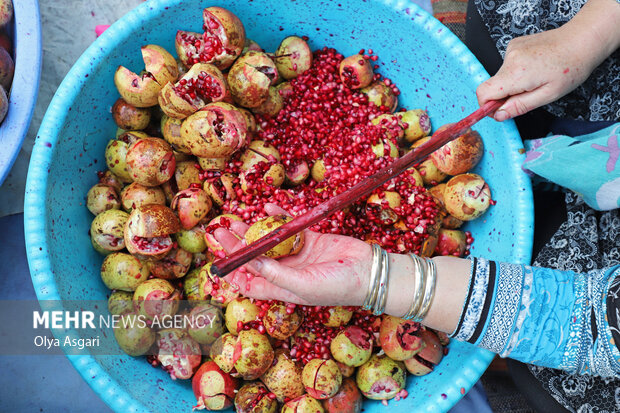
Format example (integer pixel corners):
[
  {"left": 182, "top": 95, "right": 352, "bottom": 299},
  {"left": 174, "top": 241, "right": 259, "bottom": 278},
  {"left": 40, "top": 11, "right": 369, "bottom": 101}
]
[{"left": 212, "top": 99, "right": 504, "bottom": 276}]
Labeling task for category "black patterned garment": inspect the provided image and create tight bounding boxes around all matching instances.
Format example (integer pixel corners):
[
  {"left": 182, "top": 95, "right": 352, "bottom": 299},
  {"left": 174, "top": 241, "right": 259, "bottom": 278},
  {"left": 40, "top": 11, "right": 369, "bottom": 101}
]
[
  {"left": 470, "top": 0, "right": 620, "bottom": 409},
  {"left": 474, "top": 0, "right": 620, "bottom": 121},
  {"left": 527, "top": 192, "right": 620, "bottom": 412}
]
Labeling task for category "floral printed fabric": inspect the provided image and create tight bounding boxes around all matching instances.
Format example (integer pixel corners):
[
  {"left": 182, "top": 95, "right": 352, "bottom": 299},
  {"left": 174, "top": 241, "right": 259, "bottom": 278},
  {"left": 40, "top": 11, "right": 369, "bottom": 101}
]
[
  {"left": 473, "top": 0, "right": 620, "bottom": 122},
  {"left": 522, "top": 124, "right": 620, "bottom": 211}
]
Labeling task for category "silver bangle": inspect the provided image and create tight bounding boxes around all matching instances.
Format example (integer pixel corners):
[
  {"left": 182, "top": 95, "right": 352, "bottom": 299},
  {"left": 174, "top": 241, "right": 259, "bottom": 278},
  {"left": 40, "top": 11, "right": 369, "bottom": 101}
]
[
  {"left": 414, "top": 257, "right": 437, "bottom": 322},
  {"left": 402, "top": 254, "right": 425, "bottom": 320},
  {"left": 373, "top": 248, "right": 390, "bottom": 316},
  {"left": 363, "top": 244, "right": 382, "bottom": 311}
]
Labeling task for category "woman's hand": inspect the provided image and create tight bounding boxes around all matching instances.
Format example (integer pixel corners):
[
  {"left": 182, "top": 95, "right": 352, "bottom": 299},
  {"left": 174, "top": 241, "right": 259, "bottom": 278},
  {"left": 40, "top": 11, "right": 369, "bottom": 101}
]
[
  {"left": 213, "top": 204, "right": 372, "bottom": 306},
  {"left": 477, "top": 0, "right": 620, "bottom": 121}
]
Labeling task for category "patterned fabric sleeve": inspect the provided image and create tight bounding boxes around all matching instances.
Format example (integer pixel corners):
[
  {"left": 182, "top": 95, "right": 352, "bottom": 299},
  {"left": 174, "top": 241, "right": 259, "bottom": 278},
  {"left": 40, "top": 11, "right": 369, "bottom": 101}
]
[{"left": 451, "top": 258, "right": 620, "bottom": 377}]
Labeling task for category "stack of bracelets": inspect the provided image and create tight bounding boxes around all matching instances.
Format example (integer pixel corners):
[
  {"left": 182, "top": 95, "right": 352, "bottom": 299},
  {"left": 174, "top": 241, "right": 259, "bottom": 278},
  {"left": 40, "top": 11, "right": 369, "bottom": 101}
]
[{"left": 363, "top": 244, "right": 437, "bottom": 320}]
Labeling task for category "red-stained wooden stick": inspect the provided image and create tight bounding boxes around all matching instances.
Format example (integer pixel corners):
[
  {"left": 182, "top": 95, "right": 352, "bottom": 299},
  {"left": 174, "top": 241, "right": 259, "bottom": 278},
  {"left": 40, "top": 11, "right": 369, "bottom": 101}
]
[{"left": 212, "top": 99, "right": 505, "bottom": 276}]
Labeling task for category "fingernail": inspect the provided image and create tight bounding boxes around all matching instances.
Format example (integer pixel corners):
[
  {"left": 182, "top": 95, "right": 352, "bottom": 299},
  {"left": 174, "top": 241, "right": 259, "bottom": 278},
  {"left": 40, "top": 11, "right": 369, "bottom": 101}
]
[
  {"left": 494, "top": 109, "right": 509, "bottom": 122},
  {"left": 253, "top": 257, "right": 264, "bottom": 271}
]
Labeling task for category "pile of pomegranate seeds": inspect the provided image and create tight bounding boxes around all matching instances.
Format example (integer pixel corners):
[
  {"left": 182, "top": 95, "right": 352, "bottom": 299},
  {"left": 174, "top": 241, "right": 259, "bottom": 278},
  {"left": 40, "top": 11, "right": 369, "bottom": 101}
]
[{"left": 200, "top": 48, "right": 440, "bottom": 255}]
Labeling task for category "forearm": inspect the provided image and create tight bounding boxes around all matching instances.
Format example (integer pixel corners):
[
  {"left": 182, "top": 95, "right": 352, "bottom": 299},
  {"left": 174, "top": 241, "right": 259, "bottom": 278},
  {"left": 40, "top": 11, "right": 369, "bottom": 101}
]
[
  {"left": 383, "top": 253, "right": 620, "bottom": 376},
  {"left": 383, "top": 254, "right": 471, "bottom": 333},
  {"left": 565, "top": 0, "right": 620, "bottom": 67}
]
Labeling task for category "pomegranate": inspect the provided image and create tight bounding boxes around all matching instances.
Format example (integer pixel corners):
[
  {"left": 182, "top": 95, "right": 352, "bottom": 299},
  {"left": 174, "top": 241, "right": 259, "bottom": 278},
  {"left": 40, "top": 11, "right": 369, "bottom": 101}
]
[
  {"left": 192, "top": 361, "right": 238, "bottom": 410},
  {"left": 244, "top": 215, "right": 304, "bottom": 259},
  {"left": 302, "top": 358, "right": 342, "bottom": 399},
  {"left": 225, "top": 297, "right": 260, "bottom": 335},
  {"left": 234, "top": 382, "right": 279, "bottom": 413},
  {"left": 174, "top": 160, "right": 204, "bottom": 191},
  {"left": 360, "top": 81, "right": 398, "bottom": 112},
  {"left": 285, "top": 160, "right": 310, "bottom": 187},
  {"left": 403, "top": 329, "right": 443, "bottom": 376},
  {"left": 133, "top": 278, "right": 180, "bottom": 319},
  {"left": 124, "top": 204, "right": 180, "bottom": 260},
  {"left": 112, "top": 98, "right": 151, "bottom": 130},
  {"left": 443, "top": 173, "right": 492, "bottom": 221},
  {"left": 410, "top": 137, "right": 449, "bottom": 185},
  {"left": 171, "top": 187, "right": 212, "bottom": 229},
  {"left": 113, "top": 313, "right": 156, "bottom": 356},
  {"left": 322, "top": 377, "right": 363, "bottom": 413},
  {"left": 370, "top": 113, "right": 405, "bottom": 141},
  {"left": 355, "top": 354, "right": 406, "bottom": 400},
  {"left": 281, "top": 395, "right": 325, "bottom": 413},
  {"left": 187, "top": 303, "right": 224, "bottom": 346},
  {"left": 198, "top": 156, "right": 229, "bottom": 172},
  {"left": 378, "top": 315, "right": 424, "bottom": 361},
  {"left": 180, "top": 102, "right": 248, "bottom": 158},
  {"left": 120, "top": 182, "right": 166, "bottom": 213},
  {"left": 238, "top": 107, "right": 257, "bottom": 133},
  {"left": 210, "top": 332, "right": 238, "bottom": 373},
  {"left": 105, "top": 138, "right": 136, "bottom": 183},
  {"left": 366, "top": 191, "right": 402, "bottom": 226},
  {"left": 435, "top": 228, "right": 468, "bottom": 257},
  {"left": 176, "top": 7, "right": 245, "bottom": 70},
  {"left": 261, "top": 349, "right": 306, "bottom": 402},
  {"left": 252, "top": 86, "right": 284, "bottom": 117},
  {"left": 108, "top": 291, "right": 134, "bottom": 316},
  {"left": 162, "top": 114, "right": 189, "bottom": 154},
  {"left": 330, "top": 326, "right": 373, "bottom": 367},
  {"left": 86, "top": 183, "right": 120, "bottom": 216},
  {"left": 242, "top": 38, "right": 263, "bottom": 55},
  {"left": 336, "top": 362, "right": 356, "bottom": 378},
  {"left": 227, "top": 51, "right": 279, "bottom": 108},
  {"left": 203, "top": 214, "right": 243, "bottom": 255},
  {"left": 100, "top": 252, "right": 149, "bottom": 291},
  {"left": 204, "top": 173, "right": 238, "bottom": 206},
  {"left": 339, "top": 54, "right": 373, "bottom": 89},
  {"left": 158, "top": 63, "right": 227, "bottom": 119},
  {"left": 146, "top": 247, "right": 192, "bottom": 279},
  {"left": 114, "top": 44, "right": 178, "bottom": 108},
  {"left": 98, "top": 170, "right": 125, "bottom": 193},
  {"left": 430, "top": 127, "right": 484, "bottom": 175},
  {"left": 156, "top": 328, "right": 201, "bottom": 380},
  {"left": 400, "top": 109, "right": 432, "bottom": 143},
  {"left": 198, "top": 263, "right": 240, "bottom": 305},
  {"left": 90, "top": 209, "right": 128, "bottom": 254},
  {"left": 274, "top": 36, "right": 313, "bottom": 80},
  {"left": 125, "top": 137, "right": 176, "bottom": 187},
  {"left": 0, "top": 36, "right": 13, "bottom": 91},
  {"left": 234, "top": 328, "right": 275, "bottom": 380},
  {"left": 263, "top": 302, "right": 303, "bottom": 340}
]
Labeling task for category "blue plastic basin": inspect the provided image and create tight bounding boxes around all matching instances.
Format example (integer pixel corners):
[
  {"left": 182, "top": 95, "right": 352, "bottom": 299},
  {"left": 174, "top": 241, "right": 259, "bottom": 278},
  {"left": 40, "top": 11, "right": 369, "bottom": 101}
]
[
  {"left": 25, "top": 0, "right": 533, "bottom": 411},
  {"left": 0, "top": 0, "right": 42, "bottom": 185}
]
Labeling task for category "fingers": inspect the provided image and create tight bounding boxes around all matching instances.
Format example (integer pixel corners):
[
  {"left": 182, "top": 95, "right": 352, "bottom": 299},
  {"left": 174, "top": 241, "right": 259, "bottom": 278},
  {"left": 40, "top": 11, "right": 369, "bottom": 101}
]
[
  {"left": 214, "top": 227, "right": 244, "bottom": 253},
  {"left": 229, "top": 221, "right": 250, "bottom": 238},
  {"left": 253, "top": 255, "right": 311, "bottom": 293},
  {"left": 476, "top": 66, "right": 541, "bottom": 106},
  {"left": 227, "top": 270, "right": 309, "bottom": 304},
  {"left": 264, "top": 203, "right": 290, "bottom": 217},
  {"left": 491, "top": 83, "right": 556, "bottom": 121},
  {"left": 264, "top": 202, "right": 317, "bottom": 242},
  {"left": 213, "top": 227, "right": 262, "bottom": 275}
]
